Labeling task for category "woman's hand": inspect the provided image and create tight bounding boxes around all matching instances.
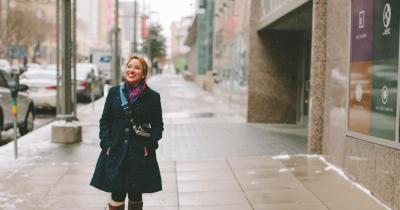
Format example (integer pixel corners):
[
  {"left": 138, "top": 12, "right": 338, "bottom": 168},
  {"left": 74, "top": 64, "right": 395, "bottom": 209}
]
[
  {"left": 144, "top": 147, "right": 148, "bottom": 157},
  {"left": 106, "top": 147, "right": 111, "bottom": 156}
]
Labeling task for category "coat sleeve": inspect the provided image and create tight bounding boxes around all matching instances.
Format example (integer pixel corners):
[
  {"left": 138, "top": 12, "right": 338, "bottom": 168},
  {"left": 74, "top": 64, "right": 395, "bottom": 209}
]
[
  {"left": 145, "top": 93, "right": 164, "bottom": 147},
  {"left": 99, "top": 88, "right": 114, "bottom": 150}
]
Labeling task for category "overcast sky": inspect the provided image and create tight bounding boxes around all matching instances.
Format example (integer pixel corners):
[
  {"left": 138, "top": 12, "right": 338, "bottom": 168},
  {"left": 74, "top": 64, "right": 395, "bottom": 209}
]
[{"left": 121, "top": 0, "right": 195, "bottom": 52}]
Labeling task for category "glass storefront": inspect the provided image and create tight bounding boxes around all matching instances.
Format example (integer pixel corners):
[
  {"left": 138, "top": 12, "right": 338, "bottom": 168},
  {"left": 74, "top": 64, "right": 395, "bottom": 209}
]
[{"left": 348, "top": 0, "right": 400, "bottom": 148}]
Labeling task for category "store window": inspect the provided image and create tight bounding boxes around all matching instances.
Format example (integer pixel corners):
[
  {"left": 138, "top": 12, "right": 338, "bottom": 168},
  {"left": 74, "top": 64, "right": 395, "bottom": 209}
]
[{"left": 348, "top": 0, "right": 400, "bottom": 148}]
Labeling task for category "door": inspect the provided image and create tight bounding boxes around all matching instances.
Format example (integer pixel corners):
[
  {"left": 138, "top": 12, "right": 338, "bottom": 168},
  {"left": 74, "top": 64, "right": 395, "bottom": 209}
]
[{"left": 297, "top": 32, "right": 311, "bottom": 125}]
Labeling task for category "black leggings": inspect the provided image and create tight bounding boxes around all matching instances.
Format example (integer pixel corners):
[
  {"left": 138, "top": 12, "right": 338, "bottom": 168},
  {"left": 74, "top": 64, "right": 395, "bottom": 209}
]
[{"left": 112, "top": 192, "right": 142, "bottom": 202}]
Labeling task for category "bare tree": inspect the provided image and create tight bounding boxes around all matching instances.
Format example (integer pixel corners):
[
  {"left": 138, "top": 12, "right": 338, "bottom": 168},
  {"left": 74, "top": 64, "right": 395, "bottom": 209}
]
[{"left": 0, "top": 7, "right": 52, "bottom": 60}]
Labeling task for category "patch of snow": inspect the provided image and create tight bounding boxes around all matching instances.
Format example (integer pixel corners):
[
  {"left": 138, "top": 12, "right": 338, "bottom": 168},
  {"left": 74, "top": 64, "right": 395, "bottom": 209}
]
[
  {"left": 0, "top": 203, "right": 16, "bottom": 209},
  {"left": 319, "top": 156, "right": 392, "bottom": 210},
  {"left": 347, "top": 155, "right": 368, "bottom": 161},
  {"left": 272, "top": 154, "right": 290, "bottom": 160},
  {"left": 279, "top": 168, "right": 288, "bottom": 172},
  {"left": 315, "top": 170, "right": 322, "bottom": 174},
  {"left": 247, "top": 171, "right": 256, "bottom": 175},
  {"left": 0, "top": 197, "right": 9, "bottom": 202},
  {"left": 304, "top": 154, "right": 319, "bottom": 158},
  {"left": 279, "top": 168, "right": 295, "bottom": 173},
  {"left": 52, "top": 120, "right": 81, "bottom": 127}
]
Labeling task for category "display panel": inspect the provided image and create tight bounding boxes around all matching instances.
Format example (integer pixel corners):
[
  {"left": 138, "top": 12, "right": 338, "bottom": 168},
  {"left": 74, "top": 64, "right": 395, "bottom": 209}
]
[{"left": 349, "top": 0, "right": 400, "bottom": 143}]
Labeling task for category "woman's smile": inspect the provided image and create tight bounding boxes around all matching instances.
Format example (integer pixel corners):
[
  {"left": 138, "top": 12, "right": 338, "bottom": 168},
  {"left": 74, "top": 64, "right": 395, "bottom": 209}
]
[{"left": 127, "top": 72, "right": 137, "bottom": 79}]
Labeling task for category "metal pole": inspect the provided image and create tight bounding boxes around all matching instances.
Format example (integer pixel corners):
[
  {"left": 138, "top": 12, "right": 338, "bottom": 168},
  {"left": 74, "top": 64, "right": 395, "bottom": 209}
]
[
  {"left": 5, "top": 0, "right": 9, "bottom": 60},
  {"left": 12, "top": 72, "right": 19, "bottom": 159},
  {"left": 0, "top": 1, "right": 3, "bottom": 56},
  {"left": 133, "top": 0, "right": 137, "bottom": 53},
  {"left": 60, "top": 0, "right": 72, "bottom": 120},
  {"left": 72, "top": 0, "right": 77, "bottom": 119},
  {"left": 112, "top": 0, "right": 120, "bottom": 85},
  {"left": 13, "top": 108, "right": 17, "bottom": 159},
  {"left": 56, "top": 0, "right": 60, "bottom": 115}
]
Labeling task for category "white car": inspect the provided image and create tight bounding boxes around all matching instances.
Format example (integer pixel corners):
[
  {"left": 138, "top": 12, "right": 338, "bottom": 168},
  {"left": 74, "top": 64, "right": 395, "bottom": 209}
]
[
  {"left": 0, "top": 59, "right": 12, "bottom": 73},
  {"left": 45, "top": 64, "right": 58, "bottom": 71},
  {"left": 20, "top": 70, "right": 57, "bottom": 109},
  {"left": 25, "top": 63, "right": 46, "bottom": 73}
]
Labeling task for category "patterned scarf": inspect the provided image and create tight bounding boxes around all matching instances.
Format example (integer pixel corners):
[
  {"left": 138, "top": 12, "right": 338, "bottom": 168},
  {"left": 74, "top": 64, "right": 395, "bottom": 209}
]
[{"left": 125, "top": 80, "right": 146, "bottom": 104}]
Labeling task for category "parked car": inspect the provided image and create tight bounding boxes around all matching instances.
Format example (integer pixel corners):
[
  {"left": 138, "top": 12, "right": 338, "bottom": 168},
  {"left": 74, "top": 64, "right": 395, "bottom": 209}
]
[
  {"left": 45, "top": 64, "right": 57, "bottom": 71},
  {"left": 20, "top": 70, "right": 57, "bottom": 109},
  {"left": 0, "top": 59, "right": 12, "bottom": 73},
  {"left": 23, "top": 63, "right": 46, "bottom": 74},
  {"left": 76, "top": 63, "right": 104, "bottom": 101},
  {"left": 0, "top": 69, "right": 35, "bottom": 140},
  {"left": 26, "top": 63, "right": 43, "bottom": 70}
]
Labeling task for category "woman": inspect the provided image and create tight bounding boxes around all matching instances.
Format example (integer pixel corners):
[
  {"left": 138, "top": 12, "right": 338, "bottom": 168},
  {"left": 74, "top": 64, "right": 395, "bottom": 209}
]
[{"left": 90, "top": 54, "right": 164, "bottom": 210}]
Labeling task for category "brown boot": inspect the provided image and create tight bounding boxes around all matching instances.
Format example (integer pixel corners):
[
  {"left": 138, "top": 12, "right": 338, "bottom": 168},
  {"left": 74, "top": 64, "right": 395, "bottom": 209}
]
[
  {"left": 107, "top": 203, "right": 125, "bottom": 210},
  {"left": 128, "top": 200, "right": 143, "bottom": 210}
]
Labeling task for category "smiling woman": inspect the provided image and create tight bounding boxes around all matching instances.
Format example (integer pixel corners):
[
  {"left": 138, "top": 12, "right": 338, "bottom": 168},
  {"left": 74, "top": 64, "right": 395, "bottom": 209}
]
[{"left": 90, "top": 54, "right": 164, "bottom": 210}]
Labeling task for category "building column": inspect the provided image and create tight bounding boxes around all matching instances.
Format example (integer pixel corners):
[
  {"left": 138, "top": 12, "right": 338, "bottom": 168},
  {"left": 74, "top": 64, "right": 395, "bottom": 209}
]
[{"left": 308, "top": 0, "right": 328, "bottom": 154}]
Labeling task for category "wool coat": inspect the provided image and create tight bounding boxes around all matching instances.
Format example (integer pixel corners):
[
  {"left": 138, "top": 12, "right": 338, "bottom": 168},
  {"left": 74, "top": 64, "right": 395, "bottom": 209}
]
[{"left": 90, "top": 84, "right": 164, "bottom": 193}]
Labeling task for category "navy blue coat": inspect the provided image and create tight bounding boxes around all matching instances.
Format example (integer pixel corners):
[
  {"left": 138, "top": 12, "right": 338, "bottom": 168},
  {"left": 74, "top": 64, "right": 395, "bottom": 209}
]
[{"left": 90, "top": 84, "right": 164, "bottom": 193}]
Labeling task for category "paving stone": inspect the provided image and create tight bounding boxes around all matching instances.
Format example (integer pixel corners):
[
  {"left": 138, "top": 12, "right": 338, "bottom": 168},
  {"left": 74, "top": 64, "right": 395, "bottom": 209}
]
[
  {"left": 177, "top": 170, "right": 236, "bottom": 181},
  {"left": 178, "top": 180, "right": 242, "bottom": 192},
  {"left": 180, "top": 205, "right": 253, "bottom": 210},
  {"left": 245, "top": 189, "right": 323, "bottom": 205},
  {"left": 253, "top": 203, "right": 328, "bottom": 210},
  {"left": 179, "top": 192, "right": 249, "bottom": 206}
]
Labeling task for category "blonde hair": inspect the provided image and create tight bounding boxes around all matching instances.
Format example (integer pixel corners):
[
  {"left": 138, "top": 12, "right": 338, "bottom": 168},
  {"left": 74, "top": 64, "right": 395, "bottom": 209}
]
[{"left": 125, "top": 54, "right": 149, "bottom": 80}]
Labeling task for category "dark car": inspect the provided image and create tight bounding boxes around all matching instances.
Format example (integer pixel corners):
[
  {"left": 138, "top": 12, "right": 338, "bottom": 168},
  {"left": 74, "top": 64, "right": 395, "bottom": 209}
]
[{"left": 0, "top": 69, "right": 35, "bottom": 140}]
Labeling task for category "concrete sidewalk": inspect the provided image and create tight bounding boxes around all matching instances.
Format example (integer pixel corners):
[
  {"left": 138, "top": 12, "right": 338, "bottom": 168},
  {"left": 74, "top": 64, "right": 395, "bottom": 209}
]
[{"left": 0, "top": 73, "right": 388, "bottom": 210}]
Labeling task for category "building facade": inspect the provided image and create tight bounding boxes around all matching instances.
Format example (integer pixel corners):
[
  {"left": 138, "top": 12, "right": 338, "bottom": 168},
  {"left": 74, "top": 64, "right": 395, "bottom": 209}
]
[
  {"left": 170, "top": 16, "right": 192, "bottom": 73},
  {"left": 213, "top": 0, "right": 250, "bottom": 117},
  {"left": 98, "top": 0, "right": 114, "bottom": 49},
  {"left": 186, "top": 0, "right": 400, "bottom": 208},
  {"left": 185, "top": 0, "right": 215, "bottom": 87},
  {"left": 0, "top": 0, "right": 57, "bottom": 64},
  {"left": 249, "top": 0, "right": 400, "bottom": 208}
]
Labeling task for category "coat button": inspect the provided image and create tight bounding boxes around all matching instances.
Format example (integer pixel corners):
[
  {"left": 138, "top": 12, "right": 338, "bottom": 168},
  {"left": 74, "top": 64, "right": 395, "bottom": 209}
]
[
  {"left": 124, "top": 140, "right": 128, "bottom": 144},
  {"left": 125, "top": 128, "right": 129, "bottom": 132}
]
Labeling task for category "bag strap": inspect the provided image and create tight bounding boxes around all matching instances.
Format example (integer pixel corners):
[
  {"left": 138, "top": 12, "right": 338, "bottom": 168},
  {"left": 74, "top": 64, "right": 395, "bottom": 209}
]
[{"left": 119, "top": 82, "right": 130, "bottom": 112}]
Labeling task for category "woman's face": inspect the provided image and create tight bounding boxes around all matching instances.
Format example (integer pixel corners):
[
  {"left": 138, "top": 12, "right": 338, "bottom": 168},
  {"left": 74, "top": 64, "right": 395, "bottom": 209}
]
[{"left": 125, "top": 58, "right": 144, "bottom": 84}]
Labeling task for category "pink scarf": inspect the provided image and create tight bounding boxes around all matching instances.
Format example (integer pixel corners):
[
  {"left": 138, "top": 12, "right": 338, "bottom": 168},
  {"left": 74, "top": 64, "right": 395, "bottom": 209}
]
[{"left": 125, "top": 80, "right": 146, "bottom": 104}]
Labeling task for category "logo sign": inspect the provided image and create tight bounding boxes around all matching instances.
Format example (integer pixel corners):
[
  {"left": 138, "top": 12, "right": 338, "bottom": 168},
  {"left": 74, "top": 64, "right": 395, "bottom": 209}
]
[
  {"left": 359, "top": 10, "right": 365, "bottom": 29},
  {"left": 383, "top": 3, "right": 392, "bottom": 35},
  {"left": 355, "top": 83, "right": 363, "bottom": 102},
  {"left": 100, "top": 56, "right": 111, "bottom": 63},
  {"left": 381, "top": 85, "right": 389, "bottom": 104}
]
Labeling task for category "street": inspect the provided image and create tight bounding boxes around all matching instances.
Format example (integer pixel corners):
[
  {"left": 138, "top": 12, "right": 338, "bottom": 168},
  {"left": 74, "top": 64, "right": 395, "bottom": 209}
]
[{"left": 0, "top": 103, "right": 95, "bottom": 147}]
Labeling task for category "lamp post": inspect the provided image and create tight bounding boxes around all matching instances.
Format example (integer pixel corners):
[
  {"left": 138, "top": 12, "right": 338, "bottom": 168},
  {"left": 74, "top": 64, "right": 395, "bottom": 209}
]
[
  {"left": 132, "top": 0, "right": 138, "bottom": 53},
  {"left": 52, "top": 0, "right": 81, "bottom": 144},
  {"left": 111, "top": 0, "right": 121, "bottom": 85}
]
